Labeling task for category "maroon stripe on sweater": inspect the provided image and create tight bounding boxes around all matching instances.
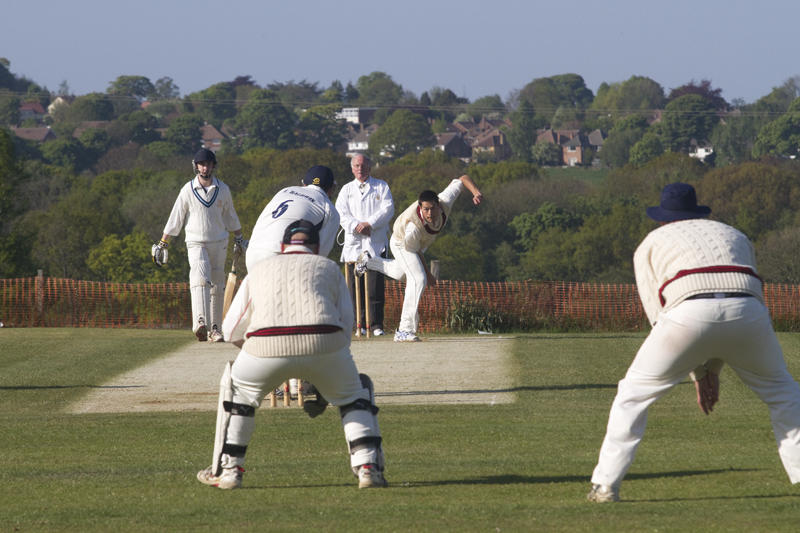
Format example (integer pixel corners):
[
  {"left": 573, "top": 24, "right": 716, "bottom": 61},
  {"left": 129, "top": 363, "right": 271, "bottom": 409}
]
[
  {"left": 658, "top": 266, "right": 762, "bottom": 306},
  {"left": 246, "top": 325, "right": 342, "bottom": 337}
]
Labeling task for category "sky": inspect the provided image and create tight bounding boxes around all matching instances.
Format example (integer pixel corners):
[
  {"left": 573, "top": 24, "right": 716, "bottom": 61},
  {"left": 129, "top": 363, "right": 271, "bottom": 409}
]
[{"left": 2, "top": 0, "right": 799, "bottom": 105}]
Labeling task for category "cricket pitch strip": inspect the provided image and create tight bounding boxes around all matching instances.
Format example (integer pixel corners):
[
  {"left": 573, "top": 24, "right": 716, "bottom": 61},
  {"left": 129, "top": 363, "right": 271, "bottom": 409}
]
[{"left": 68, "top": 336, "right": 516, "bottom": 413}]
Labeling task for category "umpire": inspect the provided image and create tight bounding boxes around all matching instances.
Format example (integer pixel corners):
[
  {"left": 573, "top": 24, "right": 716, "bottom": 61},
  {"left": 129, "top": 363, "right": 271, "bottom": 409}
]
[{"left": 588, "top": 182, "right": 800, "bottom": 503}]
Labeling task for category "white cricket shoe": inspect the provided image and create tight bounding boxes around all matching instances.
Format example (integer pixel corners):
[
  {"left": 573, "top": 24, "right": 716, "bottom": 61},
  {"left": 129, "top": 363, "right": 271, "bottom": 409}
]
[
  {"left": 208, "top": 325, "right": 224, "bottom": 342},
  {"left": 357, "top": 464, "right": 388, "bottom": 489},
  {"left": 354, "top": 251, "right": 371, "bottom": 276},
  {"left": 587, "top": 484, "right": 619, "bottom": 503},
  {"left": 197, "top": 465, "right": 244, "bottom": 490},
  {"left": 393, "top": 330, "right": 420, "bottom": 342},
  {"left": 373, "top": 327, "right": 386, "bottom": 336}
]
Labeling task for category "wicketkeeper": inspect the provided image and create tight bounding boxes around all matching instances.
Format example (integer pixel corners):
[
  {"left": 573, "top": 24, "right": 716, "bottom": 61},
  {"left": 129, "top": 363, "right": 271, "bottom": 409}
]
[
  {"left": 588, "top": 182, "right": 800, "bottom": 503},
  {"left": 152, "top": 148, "right": 247, "bottom": 342},
  {"left": 197, "top": 219, "right": 387, "bottom": 490}
]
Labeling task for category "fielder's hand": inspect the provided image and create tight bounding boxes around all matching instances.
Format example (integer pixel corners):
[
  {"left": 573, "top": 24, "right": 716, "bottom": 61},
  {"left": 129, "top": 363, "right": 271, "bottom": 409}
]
[
  {"left": 233, "top": 235, "right": 248, "bottom": 257},
  {"left": 151, "top": 240, "right": 169, "bottom": 266},
  {"left": 694, "top": 372, "right": 719, "bottom": 415}
]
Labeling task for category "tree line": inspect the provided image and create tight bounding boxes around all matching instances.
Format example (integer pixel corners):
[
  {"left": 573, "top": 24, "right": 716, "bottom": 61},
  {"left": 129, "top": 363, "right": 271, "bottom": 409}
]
[{"left": 2, "top": 59, "right": 800, "bottom": 284}]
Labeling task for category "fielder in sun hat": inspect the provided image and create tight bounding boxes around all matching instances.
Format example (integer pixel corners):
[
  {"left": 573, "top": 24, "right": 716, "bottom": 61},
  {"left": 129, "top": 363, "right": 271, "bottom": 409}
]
[{"left": 646, "top": 182, "right": 711, "bottom": 222}]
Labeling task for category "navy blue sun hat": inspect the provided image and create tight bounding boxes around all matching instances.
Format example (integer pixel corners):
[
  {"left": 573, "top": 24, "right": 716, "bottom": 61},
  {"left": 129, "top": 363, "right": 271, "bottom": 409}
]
[
  {"left": 646, "top": 182, "right": 711, "bottom": 222},
  {"left": 302, "top": 165, "right": 336, "bottom": 190}
]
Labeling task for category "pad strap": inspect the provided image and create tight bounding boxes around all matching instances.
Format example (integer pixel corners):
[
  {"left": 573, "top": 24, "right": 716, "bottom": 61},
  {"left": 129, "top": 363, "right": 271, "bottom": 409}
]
[
  {"left": 339, "top": 398, "right": 379, "bottom": 418},
  {"left": 349, "top": 436, "right": 382, "bottom": 453},
  {"left": 223, "top": 401, "right": 256, "bottom": 417}
]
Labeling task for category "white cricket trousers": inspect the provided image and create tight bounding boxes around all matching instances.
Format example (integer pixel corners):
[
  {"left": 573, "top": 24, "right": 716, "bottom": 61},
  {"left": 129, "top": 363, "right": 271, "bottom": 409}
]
[
  {"left": 366, "top": 238, "right": 426, "bottom": 333},
  {"left": 592, "top": 297, "right": 800, "bottom": 488},
  {"left": 226, "top": 345, "right": 382, "bottom": 470},
  {"left": 186, "top": 239, "right": 228, "bottom": 331}
]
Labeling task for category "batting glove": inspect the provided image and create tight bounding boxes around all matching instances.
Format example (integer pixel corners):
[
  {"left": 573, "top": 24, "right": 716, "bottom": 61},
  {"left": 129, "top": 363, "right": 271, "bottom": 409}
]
[
  {"left": 233, "top": 235, "right": 248, "bottom": 257},
  {"left": 151, "top": 239, "right": 169, "bottom": 266}
]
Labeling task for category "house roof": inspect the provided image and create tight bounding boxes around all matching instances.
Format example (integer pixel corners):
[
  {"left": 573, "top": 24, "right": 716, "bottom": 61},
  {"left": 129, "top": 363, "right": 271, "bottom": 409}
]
[
  {"left": 435, "top": 132, "right": 466, "bottom": 148},
  {"left": 201, "top": 124, "right": 225, "bottom": 140},
  {"left": 11, "top": 126, "right": 56, "bottom": 142},
  {"left": 72, "top": 121, "right": 112, "bottom": 138},
  {"left": 19, "top": 101, "right": 46, "bottom": 115}
]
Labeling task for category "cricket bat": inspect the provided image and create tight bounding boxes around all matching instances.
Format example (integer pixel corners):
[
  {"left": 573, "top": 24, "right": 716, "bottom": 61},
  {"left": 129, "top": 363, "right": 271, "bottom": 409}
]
[{"left": 222, "top": 260, "right": 237, "bottom": 320}]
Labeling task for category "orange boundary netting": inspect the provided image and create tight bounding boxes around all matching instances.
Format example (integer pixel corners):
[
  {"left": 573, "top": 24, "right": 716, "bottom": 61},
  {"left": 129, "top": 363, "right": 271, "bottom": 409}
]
[{"left": 1, "top": 276, "right": 798, "bottom": 332}]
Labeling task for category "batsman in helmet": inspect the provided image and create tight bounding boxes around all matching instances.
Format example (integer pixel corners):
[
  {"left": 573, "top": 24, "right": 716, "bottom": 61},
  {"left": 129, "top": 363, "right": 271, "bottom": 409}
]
[
  {"left": 152, "top": 148, "right": 247, "bottom": 342},
  {"left": 197, "top": 219, "right": 387, "bottom": 490}
]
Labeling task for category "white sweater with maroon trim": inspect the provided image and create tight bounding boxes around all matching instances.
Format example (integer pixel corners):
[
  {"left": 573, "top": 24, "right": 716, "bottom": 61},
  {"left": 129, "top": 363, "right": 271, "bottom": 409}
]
[
  {"left": 222, "top": 246, "right": 353, "bottom": 357},
  {"left": 634, "top": 218, "right": 764, "bottom": 327}
]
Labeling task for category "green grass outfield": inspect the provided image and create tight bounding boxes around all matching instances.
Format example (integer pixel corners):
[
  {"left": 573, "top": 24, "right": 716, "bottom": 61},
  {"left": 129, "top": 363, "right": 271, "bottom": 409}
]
[{"left": 2, "top": 329, "right": 800, "bottom": 532}]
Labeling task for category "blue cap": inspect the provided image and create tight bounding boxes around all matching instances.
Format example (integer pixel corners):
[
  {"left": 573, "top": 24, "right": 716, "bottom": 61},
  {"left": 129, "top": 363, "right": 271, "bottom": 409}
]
[{"left": 302, "top": 165, "right": 336, "bottom": 190}]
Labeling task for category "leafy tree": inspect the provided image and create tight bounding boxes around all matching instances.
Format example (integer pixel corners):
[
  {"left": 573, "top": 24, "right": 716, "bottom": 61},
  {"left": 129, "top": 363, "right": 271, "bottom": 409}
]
[
  {"left": 629, "top": 132, "right": 664, "bottom": 166},
  {"left": 295, "top": 104, "right": 347, "bottom": 150},
  {"left": 320, "top": 80, "right": 344, "bottom": 103},
  {"left": 518, "top": 73, "right": 593, "bottom": 125},
  {"left": 186, "top": 82, "right": 237, "bottom": 128},
  {"left": 588, "top": 76, "right": 665, "bottom": 129},
  {"left": 660, "top": 94, "right": 719, "bottom": 152},
  {"left": 756, "top": 226, "right": 800, "bottom": 283},
  {"left": 31, "top": 172, "right": 131, "bottom": 278},
  {"left": 344, "top": 82, "right": 359, "bottom": 103},
  {"left": 87, "top": 230, "right": 187, "bottom": 282},
  {"left": 40, "top": 138, "right": 86, "bottom": 170},
  {"left": 751, "top": 77, "right": 800, "bottom": 114},
  {"left": 368, "top": 109, "right": 434, "bottom": 159},
  {"left": 751, "top": 97, "right": 800, "bottom": 158},
  {"left": 597, "top": 115, "right": 649, "bottom": 167},
  {"left": 710, "top": 106, "right": 761, "bottom": 166},
  {"left": 426, "top": 86, "right": 467, "bottom": 122},
  {"left": 698, "top": 159, "right": 800, "bottom": 241},
  {"left": 153, "top": 76, "right": 180, "bottom": 100},
  {"left": 507, "top": 100, "right": 539, "bottom": 162},
  {"left": 510, "top": 202, "right": 582, "bottom": 251},
  {"left": 62, "top": 92, "right": 115, "bottom": 122},
  {"left": 78, "top": 128, "right": 112, "bottom": 165},
  {"left": 267, "top": 80, "right": 322, "bottom": 107},
  {"left": 530, "top": 142, "right": 562, "bottom": 166},
  {"left": 356, "top": 71, "right": 404, "bottom": 106},
  {"left": 107, "top": 110, "right": 161, "bottom": 146},
  {"left": 466, "top": 95, "right": 505, "bottom": 120},
  {"left": 229, "top": 75, "right": 259, "bottom": 103},
  {"left": 0, "top": 90, "right": 20, "bottom": 125},
  {"left": 163, "top": 113, "right": 204, "bottom": 154},
  {"left": 107, "top": 75, "right": 155, "bottom": 101},
  {"left": 667, "top": 79, "right": 728, "bottom": 110},
  {"left": 234, "top": 89, "right": 297, "bottom": 151},
  {"left": 428, "top": 233, "right": 484, "bottom": 281},
  {"left": 605, "top": 152, "right": 706, "bottom": 202}
]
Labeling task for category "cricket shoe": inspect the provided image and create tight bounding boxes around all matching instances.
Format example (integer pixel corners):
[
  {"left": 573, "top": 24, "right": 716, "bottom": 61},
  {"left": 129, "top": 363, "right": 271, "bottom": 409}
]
[
  {"left": 393, "top": 330, "right": 420, "bottom": 342},
  {"left": 208, "top": 325, "right": 224, "bottom": 342},
  {"left": 354, "top": 251, "right": 371, "bottom": 276},
  {"left": 197, "top": 465, "right": 244, "bottom": 490},
  {"left": 587, "top": 484, "right": 619, "bottom": 503},
  {"left": 195, "top": 319, "right": 208, "bottom": 342},
  {"left": 373, "top": 327, "right": 386, "bottom": 336},
  {"left": 357, "top": 464, "right": 388, "bottom": 489}
]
